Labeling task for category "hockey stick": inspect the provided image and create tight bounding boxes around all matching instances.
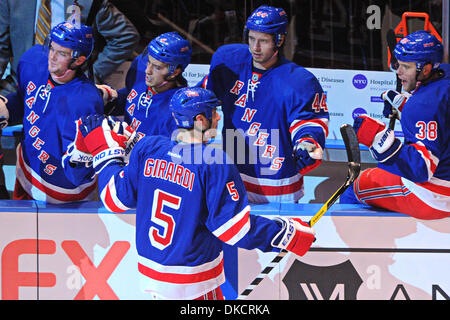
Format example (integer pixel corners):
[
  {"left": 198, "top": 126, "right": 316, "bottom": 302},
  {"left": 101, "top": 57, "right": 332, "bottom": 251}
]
[
  {"left": 386, "top": 29, "right": 402, "bottom": 130},
  {"left": 237, "top": 124, "right": 361, "bottom": 300}
]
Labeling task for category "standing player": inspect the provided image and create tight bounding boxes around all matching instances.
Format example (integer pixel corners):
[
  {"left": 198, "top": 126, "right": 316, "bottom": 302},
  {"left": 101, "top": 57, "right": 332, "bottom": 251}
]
[
  {"left": 200, "top": 5, "right": 329, "bottom": 203},
  {"left": 97, "top": 32, "right": 191, "bottom": 139},
  {"left": 2, "top": 22, "right": 103, "bottom": 203},
  {"left": 340, "top": 31, "right": 449, "bottom": 220},
  {"left": 78, "top": 87, "right": 316, "bottom": 300}
]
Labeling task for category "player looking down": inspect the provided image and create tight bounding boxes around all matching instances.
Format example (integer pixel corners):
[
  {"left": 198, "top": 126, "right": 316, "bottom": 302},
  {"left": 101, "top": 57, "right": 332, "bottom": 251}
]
[
  {"left": 340, "top": 31, "right": 450, "bottom": 220},
  {"left": 200, "top": 5, "right": 329, "bottom": 203},
  {"left": 77, "top": 87, "right": 316, "bottom": 300},
  {"left": 1, "top": 21, "right": 103, "bottom": 203},
  {"left": 97, "top": 31, "right": 191, "bottom": 139}
]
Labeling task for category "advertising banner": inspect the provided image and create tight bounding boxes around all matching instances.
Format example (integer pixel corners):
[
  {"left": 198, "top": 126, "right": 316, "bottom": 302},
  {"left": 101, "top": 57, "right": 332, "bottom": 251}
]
[
  {"left": 0, "top": 201, "right": 448, "bottom": 300},
  {"left": 183, "top": 65, "right": 400, "bottom": 142}
]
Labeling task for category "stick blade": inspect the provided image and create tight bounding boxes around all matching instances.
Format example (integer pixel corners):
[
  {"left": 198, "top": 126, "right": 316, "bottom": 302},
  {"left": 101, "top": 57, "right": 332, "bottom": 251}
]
[{"left": 340, "top": 124, "right": 361, "bottom": 164}]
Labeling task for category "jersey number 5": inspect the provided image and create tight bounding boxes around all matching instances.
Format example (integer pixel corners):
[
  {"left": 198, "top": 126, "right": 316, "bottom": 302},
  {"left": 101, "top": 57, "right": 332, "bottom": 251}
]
[{"left": 149, "top": 189, "right": 181, "bottom": 250}]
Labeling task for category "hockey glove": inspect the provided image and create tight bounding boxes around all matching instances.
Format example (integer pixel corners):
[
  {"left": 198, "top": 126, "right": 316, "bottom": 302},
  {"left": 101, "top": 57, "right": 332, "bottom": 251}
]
[
  {"left": 271, "top": 217, "right": 316, "bottom": 257},
  {"left": 64, "top": 119, "right": 94, "bottom": 167},
  {"left": 0, "top": 95, "right": 9, "bottom": 129},
  {"left": 96, "top": 84, "right": 118, "bottom": 105},
  {"left": 293, "top": 136, "right": 323, "bottom": 175},
  {"left": 353, "top": 115, "right": 401, "bottom": 163},
  {"left": 381, "top": 90, "right": 410, "bottom": 120},
  {"left": 107, "top": 116, "right": 140, "bottom": 162},
  {"left": 79, "top": 114, "right": 128, "bottom": 173}
]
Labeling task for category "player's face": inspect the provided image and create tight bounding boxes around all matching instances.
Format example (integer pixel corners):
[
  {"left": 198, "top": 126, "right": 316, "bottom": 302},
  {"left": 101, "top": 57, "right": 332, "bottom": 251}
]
[
  {"left": 145, "top": 56, "right": 170, "bottom": 88},
  {"left": 248, "top": 30, "right": 278, "bottom": 69},
  {"left": 48, "top": 42, "right": 73, "bottom": 76},
  {"left": 396, "top": 60, "right": 418, "bottom": 92}
]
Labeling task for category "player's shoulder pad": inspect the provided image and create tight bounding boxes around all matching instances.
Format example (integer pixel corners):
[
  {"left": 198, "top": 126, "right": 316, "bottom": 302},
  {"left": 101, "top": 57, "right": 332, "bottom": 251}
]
[
  {"left": 19, "top": 45, "right": 48, "bottom": 69},
  {"left": 276, "top": 60, "right": 323, "bottom": 93},
  {"left": 211, "top": 44, "right": 250, "bottom": 68}
]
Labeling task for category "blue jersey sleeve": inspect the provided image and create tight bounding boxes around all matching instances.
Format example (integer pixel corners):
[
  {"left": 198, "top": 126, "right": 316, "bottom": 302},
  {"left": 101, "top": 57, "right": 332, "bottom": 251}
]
[
  {"left": 287, "top": 68, "right": 330, "bottom": 148},
  {"left": 204, "top": 148, "right": 280, "bottom": 252},
  {"left": 96, "top": 138, "right": 143, "bottom": 212}
]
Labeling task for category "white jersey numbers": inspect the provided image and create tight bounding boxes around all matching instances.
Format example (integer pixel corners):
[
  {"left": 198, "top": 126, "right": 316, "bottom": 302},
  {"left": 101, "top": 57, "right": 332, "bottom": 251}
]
[
  {"left": 149, "top": 189, "right": 181, "bottom": 250},
  {"left": 415, "top": 121, "right": 438, "bottom": 141}
]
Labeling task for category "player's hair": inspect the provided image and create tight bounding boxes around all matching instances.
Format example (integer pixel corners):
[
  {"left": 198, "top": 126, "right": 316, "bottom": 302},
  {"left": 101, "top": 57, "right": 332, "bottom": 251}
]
[
  {"left": 243, "top": 5, "right": 288, "bottom": 49},
  {"left": 169, "top": 87, "right": 220, "bottom": 129},
  {"left": 394, "top": 30, "right": 443, "bottom": 73}
]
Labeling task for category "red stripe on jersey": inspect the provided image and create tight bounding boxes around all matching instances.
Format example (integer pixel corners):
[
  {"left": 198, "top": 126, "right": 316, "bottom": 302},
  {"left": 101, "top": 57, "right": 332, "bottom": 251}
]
[
  {"left": 18, "top": 146, "right": 96, "bottom": 201},
  {"left": 244, "top": 177, "right": 303, "bottom": 196},
  {"left": 411, "top": 143, "right": 437, "bottom": 173},
  {"left": 103, "top": 182, "right": 127, "bottom": 213},
  {"left": 289, "top": 119, "right": 329, "bottom": 137},
  {"left": 417, "top": 181, "right": 450, "bottom": 196},
  {"left": 217, "top": 209, "right": 250, "bottom": 243},
  {"left": 137, "top": 259, "right": 224, "bottom": 284}
]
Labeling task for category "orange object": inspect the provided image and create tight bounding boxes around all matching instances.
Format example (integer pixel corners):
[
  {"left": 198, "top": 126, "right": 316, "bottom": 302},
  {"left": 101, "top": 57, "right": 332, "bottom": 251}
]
[{"left": 387, "top": 12, "right": 442, "bottom": 67}]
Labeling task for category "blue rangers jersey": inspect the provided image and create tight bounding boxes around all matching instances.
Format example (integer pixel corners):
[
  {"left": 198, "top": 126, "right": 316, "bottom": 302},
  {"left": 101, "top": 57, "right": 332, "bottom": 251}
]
[
  {"left": 203, "top": 44, "right": 329, "bottom": 203},
  {"left": 6, "top": 45, "right": 103, "bottom": 203},
  {"left": 116, "top": 54, "right": 183, "bottom": 138},
  {"left": 378, "top": 63, "right": 450, "bottom": 213},
  {"left": 97, "top": 135, "right": 282, "bottom": 299}
]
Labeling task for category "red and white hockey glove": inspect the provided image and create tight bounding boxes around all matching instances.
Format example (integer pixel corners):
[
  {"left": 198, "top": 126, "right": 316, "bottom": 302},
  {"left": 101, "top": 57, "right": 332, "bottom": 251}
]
[
  {"left": 108, "top": 117, "right": 140, "bottom": 162},
  {"left": 293, "top": 136, "right": 323, "bottom": 175},
  {"left": 271, "top": 217, "right": 316, "bottom": 256},
  {"left": 64, "top": 119, "right": 94, "bottom": 167},
  {"left": 79, "top": 114, "right": 128, "bottom": 173},
  {"left": 0, "top": 95, "right": 9, "bottom": 129},
  {"left": 353, "top": 115, "right": 402, "bottom": 163}
]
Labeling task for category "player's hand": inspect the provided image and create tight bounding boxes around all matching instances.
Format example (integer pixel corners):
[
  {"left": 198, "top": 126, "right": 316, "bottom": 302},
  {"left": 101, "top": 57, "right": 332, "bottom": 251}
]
[
  {"left": 381, "top": 90, "right": 410, "bottom": 120},
  {"left": 64, "top": 119, "right": 94, "bottom": 167},
  {"left": 271, "top": 217, "right": 315, "bottom": 256},
  {"left": 353, "top": 115, "right": 386, "bottom": 147},
  {"left": 293, "top": 136, "right": 323, "bottom": 175},
  {"left": 79, "top": 114, "right": 127, "bottom": 172},
  {"left": 353, "top": 115, "right": 401, "bottom": 163},
  {"left": 96, "top": 84, "right": 118, "bottom": 105},
  {"left": 106, "top": 116, "right": 140, "bottom": 162},
  {"left": 0, "top": 95, "right": 9, "bottom": 129}
]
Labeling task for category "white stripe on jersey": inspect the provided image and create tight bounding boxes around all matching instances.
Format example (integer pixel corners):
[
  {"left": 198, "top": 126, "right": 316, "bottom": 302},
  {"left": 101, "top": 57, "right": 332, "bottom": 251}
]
[
  {"left": 212, "top": 205, "right": 250, "bottom": 245},
  {"left": 402, "top": 177, "right": 450, "bottom": 212}
]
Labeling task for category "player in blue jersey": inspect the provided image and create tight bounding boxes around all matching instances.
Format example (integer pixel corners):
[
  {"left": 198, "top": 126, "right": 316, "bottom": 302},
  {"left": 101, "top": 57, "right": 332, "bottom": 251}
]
[
  {"left": 341, "top": 31, "right": 449, "bottom": 220},
  {"left": 96, "top": 32, "right": 191, "bottom": 140},
  {"left": 199, "top": 5, "right": 329, "bottom": 203},
  {"left": 2, "top": 21, "right": 104, "bottom": 203},
  {"left": 77, "top": 87, "right": 316, "bottom": 300}
]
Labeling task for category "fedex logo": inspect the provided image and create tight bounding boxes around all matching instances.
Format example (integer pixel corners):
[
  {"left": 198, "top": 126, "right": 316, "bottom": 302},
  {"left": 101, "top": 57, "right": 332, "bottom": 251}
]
[{"left": 1, "top": 239, "right": 130, "bottom": 300}]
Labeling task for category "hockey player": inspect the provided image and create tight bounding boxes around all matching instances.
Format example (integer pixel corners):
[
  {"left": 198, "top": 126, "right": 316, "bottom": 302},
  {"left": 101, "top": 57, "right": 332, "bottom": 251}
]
[
  {"left": 200, "top": 5, "right": 329, "bottom": 203},
  {"left": 77, "top": 87, "right": 316, "bottom": 300},
  {"left": 340, "top": 31, "right": 449, "bottom": 220},
  {"left": 97, "top": 32, "right": 191, "bottom": 139},
  {"left": 2, "top": 21, "right": 103, "bottom": 203}
]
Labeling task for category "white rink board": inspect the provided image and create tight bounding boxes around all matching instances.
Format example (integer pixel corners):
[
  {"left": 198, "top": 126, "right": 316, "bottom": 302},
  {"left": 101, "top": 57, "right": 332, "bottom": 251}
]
[{"left": 0, "top": 201, "right": 448, "bottom": 300}]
